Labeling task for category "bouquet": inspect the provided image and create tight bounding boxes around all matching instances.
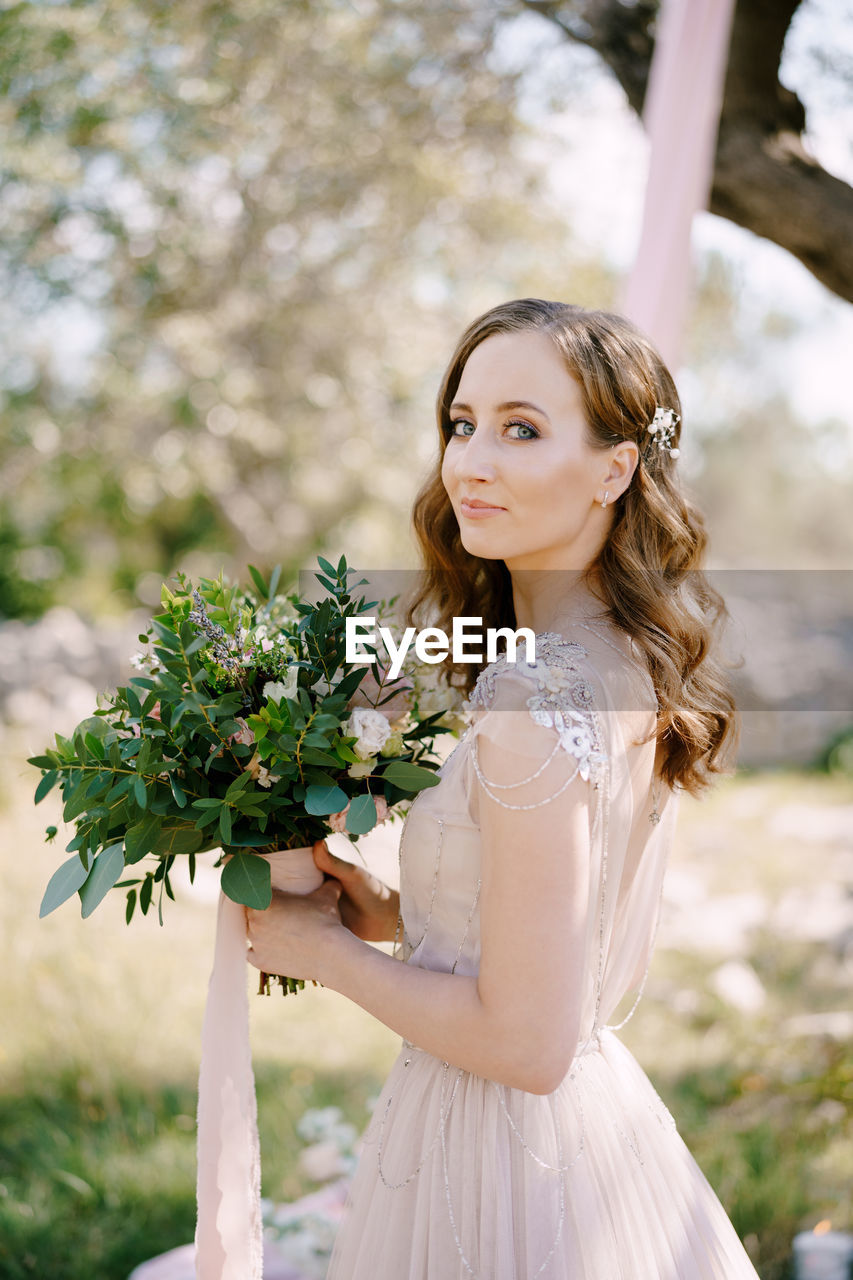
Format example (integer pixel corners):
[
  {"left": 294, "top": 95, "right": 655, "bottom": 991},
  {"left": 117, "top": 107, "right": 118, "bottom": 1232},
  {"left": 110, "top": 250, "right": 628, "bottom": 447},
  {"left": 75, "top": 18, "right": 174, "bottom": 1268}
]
[{"left": 30, "top": 557, "right": 461, "bottom": 989}]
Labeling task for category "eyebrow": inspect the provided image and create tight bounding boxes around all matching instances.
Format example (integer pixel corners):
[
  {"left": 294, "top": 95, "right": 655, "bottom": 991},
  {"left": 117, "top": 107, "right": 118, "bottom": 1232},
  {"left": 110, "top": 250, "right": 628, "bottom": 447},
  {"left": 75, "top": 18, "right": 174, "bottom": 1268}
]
[{"left": 449, "top": 399, "right": 551, "bottom": 421}]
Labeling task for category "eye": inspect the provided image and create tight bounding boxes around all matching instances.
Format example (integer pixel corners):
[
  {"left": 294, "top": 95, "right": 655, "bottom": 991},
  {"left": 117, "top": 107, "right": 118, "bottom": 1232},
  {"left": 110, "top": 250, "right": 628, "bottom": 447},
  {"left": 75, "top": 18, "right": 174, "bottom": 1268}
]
[
  {"left": 449, "top": 418, "right": 476, "bottom": 438},
  {"left": 506, "top": 419, "right": 539, "bottom": 440}
]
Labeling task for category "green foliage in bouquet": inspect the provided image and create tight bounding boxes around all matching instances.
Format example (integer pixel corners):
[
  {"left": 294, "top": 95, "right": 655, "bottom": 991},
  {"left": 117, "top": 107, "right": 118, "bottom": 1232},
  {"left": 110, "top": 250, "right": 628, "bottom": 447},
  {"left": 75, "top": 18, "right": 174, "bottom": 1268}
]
[{"left": 30, "top": 558, "right": 453, "bottom": 929}]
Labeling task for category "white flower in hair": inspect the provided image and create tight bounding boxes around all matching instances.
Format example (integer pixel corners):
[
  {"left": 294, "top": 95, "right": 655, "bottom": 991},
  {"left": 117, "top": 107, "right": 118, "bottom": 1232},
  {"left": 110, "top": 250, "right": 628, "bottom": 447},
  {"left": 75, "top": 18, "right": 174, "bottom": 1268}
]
[{"left": 646, "top": 406, "right": 681, "bottom": 459}]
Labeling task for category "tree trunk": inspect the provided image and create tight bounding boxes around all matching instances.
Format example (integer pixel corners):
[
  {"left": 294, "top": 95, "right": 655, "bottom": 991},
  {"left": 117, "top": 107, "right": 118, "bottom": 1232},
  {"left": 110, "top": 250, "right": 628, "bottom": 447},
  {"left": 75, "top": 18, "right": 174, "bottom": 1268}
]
[{"left": 522, "top": 0, "right": 853, "bottom": 303}]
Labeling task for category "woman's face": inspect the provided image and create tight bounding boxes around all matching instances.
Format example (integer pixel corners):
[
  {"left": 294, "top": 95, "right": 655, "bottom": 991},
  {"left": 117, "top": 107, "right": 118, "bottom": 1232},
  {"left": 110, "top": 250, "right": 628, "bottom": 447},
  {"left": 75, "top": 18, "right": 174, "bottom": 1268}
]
[{"left": 441, "top": 329, "right": 618, "bottom": 572}]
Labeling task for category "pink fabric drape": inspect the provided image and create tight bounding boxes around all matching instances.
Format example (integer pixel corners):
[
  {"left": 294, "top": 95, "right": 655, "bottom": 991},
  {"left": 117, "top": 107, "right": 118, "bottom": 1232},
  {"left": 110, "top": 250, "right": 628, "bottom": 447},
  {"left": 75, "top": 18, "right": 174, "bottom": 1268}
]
[
  {"left": 619, "top": 0, "right": 736, "bottom": 368},
  {"left": 195, "top": 850, "right": 323, "bottom": 1280}
]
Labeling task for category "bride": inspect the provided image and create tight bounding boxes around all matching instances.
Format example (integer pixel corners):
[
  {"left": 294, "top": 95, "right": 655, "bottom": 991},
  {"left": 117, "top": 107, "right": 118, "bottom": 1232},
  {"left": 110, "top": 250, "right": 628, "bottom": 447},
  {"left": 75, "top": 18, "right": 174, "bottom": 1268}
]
[{"left": 246, "top": 298, "right": 760, "bottom": 1278}]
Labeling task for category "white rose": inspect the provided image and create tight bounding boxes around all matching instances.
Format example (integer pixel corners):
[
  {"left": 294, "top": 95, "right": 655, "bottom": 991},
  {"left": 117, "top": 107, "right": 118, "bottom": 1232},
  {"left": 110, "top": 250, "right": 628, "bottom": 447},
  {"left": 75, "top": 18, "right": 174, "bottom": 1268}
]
[
  {"left": 263, "top": 666, "right": 298, "bottom": 703},
  {"left": 344, "top": 706, "right": 392, "bottom": 760}
]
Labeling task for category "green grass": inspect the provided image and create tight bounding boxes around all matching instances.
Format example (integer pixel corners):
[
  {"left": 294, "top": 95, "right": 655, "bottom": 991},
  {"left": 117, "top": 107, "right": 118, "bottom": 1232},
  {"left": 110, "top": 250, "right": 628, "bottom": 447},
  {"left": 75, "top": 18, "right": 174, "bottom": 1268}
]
[
  {"left": 0, "top": 1060, "right": 381, "bottom": 1280},
  {"left": 2, "top": 751, "right": 852, "bottom": 1279}
]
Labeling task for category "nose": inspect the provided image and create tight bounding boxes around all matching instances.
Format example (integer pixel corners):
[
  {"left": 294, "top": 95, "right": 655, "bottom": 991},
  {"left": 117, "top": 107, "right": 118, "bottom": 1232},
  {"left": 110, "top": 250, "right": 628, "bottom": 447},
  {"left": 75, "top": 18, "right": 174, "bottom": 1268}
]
[{"left": 448, "top": 424, "right": 498, "bottom": 484}]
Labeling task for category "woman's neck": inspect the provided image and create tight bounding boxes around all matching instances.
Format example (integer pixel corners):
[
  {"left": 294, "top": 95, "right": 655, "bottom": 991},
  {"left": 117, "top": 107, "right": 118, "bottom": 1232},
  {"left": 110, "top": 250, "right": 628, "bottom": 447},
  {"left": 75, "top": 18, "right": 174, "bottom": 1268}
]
[{"left": 510, "top": 568, "right": 610, "bottom": 635}]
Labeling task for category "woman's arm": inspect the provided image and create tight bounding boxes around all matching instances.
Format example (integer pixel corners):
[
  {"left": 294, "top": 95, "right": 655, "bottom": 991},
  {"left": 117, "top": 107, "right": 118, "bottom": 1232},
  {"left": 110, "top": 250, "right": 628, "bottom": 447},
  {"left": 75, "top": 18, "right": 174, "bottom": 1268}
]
[{"left": 247, "top": 706, "right": 592, "bottom": 1095}]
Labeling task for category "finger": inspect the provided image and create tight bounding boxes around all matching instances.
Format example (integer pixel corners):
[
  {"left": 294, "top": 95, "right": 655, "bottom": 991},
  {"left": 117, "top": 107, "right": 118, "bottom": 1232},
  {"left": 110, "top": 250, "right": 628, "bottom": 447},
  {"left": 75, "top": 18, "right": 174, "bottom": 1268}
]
[
  {"left": 314, "top": 841, "right": 355, "bottom": 878},
  {"left": 317, "top": 878, "right": 342, "bottom": 905}
]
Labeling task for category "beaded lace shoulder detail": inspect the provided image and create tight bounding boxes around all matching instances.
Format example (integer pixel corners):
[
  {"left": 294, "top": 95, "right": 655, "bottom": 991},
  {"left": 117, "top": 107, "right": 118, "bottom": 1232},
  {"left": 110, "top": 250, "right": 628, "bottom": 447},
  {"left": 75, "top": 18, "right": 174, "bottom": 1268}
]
[{"left": 465, "top": 632, "right": 607, "bottom": 788}]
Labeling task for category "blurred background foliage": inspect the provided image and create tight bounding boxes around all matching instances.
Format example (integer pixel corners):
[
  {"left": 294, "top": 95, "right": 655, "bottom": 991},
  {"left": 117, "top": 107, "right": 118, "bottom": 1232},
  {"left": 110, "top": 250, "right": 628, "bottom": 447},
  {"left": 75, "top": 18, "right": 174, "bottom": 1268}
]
[
  {"left": 0, "top": 0, "right": 606, "bottom": 617},
  {"left": 1, "top": 0, "right": 851, "bottom": 624}
]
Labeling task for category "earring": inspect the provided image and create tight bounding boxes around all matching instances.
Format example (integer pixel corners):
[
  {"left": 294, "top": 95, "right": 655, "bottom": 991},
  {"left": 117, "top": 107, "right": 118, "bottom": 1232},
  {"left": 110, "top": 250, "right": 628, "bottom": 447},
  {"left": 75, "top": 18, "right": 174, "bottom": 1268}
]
[{"left": 600, "top": 491, "right": 610, "bottom": 508}]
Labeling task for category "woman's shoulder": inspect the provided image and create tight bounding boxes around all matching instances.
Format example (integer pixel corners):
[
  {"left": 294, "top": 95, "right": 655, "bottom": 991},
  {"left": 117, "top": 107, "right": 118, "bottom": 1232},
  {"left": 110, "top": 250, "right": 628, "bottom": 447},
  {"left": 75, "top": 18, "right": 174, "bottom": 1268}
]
[
  {"left": 464, "top": 633, "right": 608, "bottom": 786},
  {"left": 466, "top": 629, "right": 616, "bottom": 715}
]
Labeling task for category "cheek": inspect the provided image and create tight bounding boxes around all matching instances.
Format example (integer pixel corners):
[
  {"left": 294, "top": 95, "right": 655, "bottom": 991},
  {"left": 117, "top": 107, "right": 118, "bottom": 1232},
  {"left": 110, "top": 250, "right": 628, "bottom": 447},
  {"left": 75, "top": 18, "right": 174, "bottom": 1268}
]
[
  {"left": 515, "top": 450, "right": 592, "bottom": 514},
  {"left": 440, "top": 446, "right": 455, "bottom": 494}
]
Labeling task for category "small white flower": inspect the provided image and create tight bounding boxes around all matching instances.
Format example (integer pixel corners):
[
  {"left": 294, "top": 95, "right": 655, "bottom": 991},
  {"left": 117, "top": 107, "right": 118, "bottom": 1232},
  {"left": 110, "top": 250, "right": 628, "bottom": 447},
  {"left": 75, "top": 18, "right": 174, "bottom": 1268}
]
[
  {"left": 263, "top": 666, "right": 299, "bottom": 703},
  {"left": 344, "top": 706, "right": 392, "bottom": 760},
  {"left": 257, "top": 766, "right": 281, "bottom": 788}
]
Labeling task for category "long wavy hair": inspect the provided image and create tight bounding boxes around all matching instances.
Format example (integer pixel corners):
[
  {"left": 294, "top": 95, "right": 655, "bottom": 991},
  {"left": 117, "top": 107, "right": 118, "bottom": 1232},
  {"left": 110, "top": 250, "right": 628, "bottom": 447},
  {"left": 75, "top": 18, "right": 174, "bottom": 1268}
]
[{"left": 406, "top": 298, "right": 739, "bottom": 796}]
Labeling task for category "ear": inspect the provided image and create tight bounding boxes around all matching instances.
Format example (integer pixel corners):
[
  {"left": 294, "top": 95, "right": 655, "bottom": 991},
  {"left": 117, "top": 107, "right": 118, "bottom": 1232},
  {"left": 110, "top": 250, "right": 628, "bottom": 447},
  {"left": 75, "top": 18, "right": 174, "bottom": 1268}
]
[{"left": 598, "top": 441, "right": 639, "bottom": 504}]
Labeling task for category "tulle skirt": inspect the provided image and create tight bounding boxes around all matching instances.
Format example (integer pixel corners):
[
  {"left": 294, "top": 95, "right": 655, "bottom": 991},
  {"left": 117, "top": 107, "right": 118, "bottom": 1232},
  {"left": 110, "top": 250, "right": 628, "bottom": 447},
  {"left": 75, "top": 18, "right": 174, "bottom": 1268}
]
[{"left": 326, "top": 1029, "right": 759, "bottom": 1280}]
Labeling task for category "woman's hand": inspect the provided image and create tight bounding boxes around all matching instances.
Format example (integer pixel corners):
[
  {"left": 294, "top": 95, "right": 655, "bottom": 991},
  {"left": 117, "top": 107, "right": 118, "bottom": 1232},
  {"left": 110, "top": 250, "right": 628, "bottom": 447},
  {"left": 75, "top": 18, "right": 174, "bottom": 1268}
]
[
  {"left": 246, "top": 878, "right": 344, "bottom": 984},
  {"left": 313, "top": 841, "right": 399, "bottom": 943}
]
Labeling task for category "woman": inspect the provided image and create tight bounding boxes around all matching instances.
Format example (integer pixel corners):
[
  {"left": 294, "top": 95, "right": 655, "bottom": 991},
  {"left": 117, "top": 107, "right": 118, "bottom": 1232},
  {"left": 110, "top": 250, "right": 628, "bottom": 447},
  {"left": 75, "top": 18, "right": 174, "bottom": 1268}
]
[{"left": 246, "top": 299, "right": 760, "bottom": 1279}]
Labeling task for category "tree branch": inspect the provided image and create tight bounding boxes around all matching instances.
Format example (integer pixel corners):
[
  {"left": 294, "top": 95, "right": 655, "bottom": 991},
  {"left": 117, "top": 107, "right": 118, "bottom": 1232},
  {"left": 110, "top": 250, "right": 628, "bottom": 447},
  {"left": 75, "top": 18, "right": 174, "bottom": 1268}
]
[{"left": 523, "top": 0, "right": 853, "bottom": 303}]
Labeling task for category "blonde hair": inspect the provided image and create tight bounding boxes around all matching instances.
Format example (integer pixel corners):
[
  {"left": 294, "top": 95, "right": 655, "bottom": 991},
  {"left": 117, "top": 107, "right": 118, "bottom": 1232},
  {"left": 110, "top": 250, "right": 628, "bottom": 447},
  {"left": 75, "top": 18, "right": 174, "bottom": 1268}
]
[{"left": 407, "top": 299, "right": 738, "bottom": 796}]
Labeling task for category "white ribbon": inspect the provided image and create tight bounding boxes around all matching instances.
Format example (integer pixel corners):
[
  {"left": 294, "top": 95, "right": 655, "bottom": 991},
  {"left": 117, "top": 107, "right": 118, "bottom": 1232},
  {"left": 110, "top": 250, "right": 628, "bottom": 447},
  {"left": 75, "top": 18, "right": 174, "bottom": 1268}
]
[
  {"left": 195, "top": 848, "right": 323, "bottom": 1279},
  {"left": 620, "top": 0, "right": 737, "bottom": 368}
]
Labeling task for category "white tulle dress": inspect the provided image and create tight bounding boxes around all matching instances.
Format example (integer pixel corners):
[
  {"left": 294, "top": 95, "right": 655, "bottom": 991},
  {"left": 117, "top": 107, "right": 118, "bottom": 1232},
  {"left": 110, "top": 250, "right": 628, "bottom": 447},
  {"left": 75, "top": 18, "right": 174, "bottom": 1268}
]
[{"left": 326, "top": 624, "right": 760, "bottom": 1280}]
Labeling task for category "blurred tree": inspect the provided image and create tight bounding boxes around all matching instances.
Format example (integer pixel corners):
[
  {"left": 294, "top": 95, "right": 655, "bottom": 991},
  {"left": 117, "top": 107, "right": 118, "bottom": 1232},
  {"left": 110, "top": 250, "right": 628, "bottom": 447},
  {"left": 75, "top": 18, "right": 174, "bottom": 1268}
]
[
  {"left": 0, "top": 0, "right": 604, "bottom": 616},
  {"left": 521, "top": 0, "right": 853, "bottom": 302},
  {"left": 0, "top": 0, "right": 849, "bottom": 622}
]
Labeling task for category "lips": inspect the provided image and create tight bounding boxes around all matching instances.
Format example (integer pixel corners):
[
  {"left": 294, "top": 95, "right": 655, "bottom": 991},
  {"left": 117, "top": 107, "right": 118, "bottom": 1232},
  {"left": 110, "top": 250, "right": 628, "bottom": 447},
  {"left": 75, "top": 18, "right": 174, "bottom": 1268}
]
[
  {"left": 459, "top": 496, "right": 505, "bottom": 519},
  {"left": 460, "top": 496, "right": 505, "bottom": 511}
]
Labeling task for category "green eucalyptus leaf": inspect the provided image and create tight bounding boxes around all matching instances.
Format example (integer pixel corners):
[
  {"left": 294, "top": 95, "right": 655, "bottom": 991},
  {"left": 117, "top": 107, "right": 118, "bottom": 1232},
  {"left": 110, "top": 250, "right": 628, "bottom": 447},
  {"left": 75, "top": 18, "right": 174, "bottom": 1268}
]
[
  {"left": 299, "top": 747, "right": 340, "bottom": 768},
  {"left": 78, "top": 843, "right": 126, "bottom": 918},
  {"left": 380, "top": 760, "right": 441, "bottom": 791},
  {"left": 152, "top": 824, "right": 204, "bottom": 856},
  {"left": 224, "top": 771, "right": 253, "bottom": 801},
  {"left": 126, "top": 686, "right": 143, "bottom": 718},
  {"left": 124, "top": 816, "right": 160, "bottom": 863},
  {"left": 76, "top": 716, "right": 110, "bottom": 741},
  {"left": 39, "top": 855, "right": 91, "bottom": 918},
  {"left": 151, "top": 620, "right": 182, "bottom": 651},
  {"left": 105, "top": 777, "right": 132, "bottom": 805},
  {"left": 63, "top": 775, "right": 104, "bottom": 822},
  {"left": 345, "top": 793, "right": 377, "bottom": 835},
  {"left": 34, "top": 771, "right": 58, "bottom": 804},
  {"left": 140, "top": 874, "right": 153, "bottom": 914},
  {"left": 169, "top": 774, "right": 188, "bottom": 808},
  {"left": 224, "top": 831, "right": 278, "bottom": 847},
  {"left": 84, "top": 732, "right": 106, "bottom": 760},
  {"left": 220, "top": 853, "right": 272, "bottom": 909},
  {"left": 304, "top": 783, "right": 348, "bottom": 816}
]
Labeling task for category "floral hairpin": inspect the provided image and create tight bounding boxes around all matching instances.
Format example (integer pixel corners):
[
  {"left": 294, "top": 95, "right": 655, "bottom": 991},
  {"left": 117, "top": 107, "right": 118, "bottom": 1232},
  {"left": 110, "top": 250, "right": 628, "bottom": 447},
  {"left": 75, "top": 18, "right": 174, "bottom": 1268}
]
[{"left": 645, "top": 406, "right": 681, "bottom": 459}]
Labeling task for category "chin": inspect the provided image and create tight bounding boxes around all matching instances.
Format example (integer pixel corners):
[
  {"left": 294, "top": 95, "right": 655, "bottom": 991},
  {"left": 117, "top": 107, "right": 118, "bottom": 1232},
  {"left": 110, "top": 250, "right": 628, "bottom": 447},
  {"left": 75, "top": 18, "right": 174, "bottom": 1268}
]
[{"left": 459, "top": 531, "right": 509, "bottom": 561}]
